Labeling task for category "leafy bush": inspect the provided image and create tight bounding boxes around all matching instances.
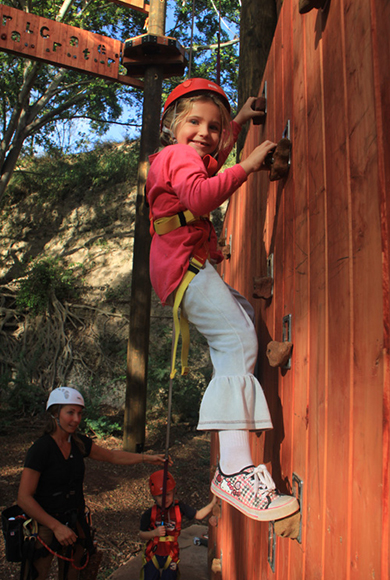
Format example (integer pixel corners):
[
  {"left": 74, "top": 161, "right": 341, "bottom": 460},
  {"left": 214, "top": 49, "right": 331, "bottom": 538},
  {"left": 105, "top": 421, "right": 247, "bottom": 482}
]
[
  {"left": 7, "top": 140, "right": 140, "bottom": 203},
  {"left": 0, "top": 366, "right": 46, "bottom": 420},
  {"left": 147, "top": 323, "right": 211, "bottom": 425},
  {"left": 80, "top": 382, "right": 123, "bottom": 438},
  {"left": 16, "top": 258, "right": 78, "bottom": 314}
]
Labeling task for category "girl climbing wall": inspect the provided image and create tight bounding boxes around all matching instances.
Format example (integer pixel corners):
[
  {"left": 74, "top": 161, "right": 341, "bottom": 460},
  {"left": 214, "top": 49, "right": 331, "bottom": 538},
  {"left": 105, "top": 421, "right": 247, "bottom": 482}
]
[{"left": 146, "top": 78, "right": 299, "bottom": 521}]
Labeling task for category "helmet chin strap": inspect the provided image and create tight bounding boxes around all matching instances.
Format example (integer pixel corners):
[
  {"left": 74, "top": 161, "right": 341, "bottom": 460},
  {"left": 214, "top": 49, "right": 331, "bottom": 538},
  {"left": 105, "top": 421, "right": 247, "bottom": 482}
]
[{"left": 51, "top": 414, "right": 71, "bottom": 442}]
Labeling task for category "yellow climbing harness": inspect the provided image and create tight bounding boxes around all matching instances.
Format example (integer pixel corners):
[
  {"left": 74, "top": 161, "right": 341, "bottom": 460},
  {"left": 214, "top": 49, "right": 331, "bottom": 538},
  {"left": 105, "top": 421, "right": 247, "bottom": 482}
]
[
  {"left": 153, "top": 209, "right": 206, "bottom": 235},
  {"left": 150, "top": 209, "right": 209, "bottom": 378},
  {"left": 170, "top": 255, "right": 205, "bottom": 378}
]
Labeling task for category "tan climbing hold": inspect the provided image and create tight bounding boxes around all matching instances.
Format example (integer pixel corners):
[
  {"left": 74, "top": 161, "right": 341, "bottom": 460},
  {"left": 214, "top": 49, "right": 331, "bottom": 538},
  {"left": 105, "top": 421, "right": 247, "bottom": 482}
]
[
  {"left": 211, "top": 559, "right": 222, "bottom": 573},
  {"left": 274, "top": 510, "right": 301, "bottom": 539},
  {"left": 266, "top": 340, "right": 293, "bottom": 367},
  {"left": 253, "top": 276, "right": 274, "bottom": 300},
  {"left": 221, "top": 244, "right": 231, "bottom": 260}
]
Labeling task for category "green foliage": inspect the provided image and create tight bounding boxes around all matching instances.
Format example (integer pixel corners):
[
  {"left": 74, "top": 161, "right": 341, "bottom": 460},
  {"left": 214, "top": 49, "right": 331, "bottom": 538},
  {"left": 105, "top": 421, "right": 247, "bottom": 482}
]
[
  {"left": 8, "top": 140, "right": 140, "bottom": 202},
  {"left": 80, "top": 383, "right": 123, "bottom": 438},
  {"left": 16, "top": 258, "right": 78, "bottom": 314},
  {"left": 165, "top": 0, "right": 241, "bottom": 110},
  {"left": 147, "top": 323, "right": 211, "bottom": 425},
  {"left": 0, "top": 364, "right": 46, "bottom": 421}
]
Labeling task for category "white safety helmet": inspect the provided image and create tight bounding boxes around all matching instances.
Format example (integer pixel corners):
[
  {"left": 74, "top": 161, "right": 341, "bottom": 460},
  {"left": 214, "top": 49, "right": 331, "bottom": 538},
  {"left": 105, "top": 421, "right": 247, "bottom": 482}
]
[{"left": 46, "top": 387, "right": 85, "bottom": 410}]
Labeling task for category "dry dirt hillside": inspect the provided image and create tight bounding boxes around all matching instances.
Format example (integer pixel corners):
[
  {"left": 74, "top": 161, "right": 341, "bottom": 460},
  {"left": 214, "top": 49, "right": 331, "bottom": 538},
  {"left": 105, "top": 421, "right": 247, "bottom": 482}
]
[{"left": 0, "top": 141, "right": 217, "bottom": 579}]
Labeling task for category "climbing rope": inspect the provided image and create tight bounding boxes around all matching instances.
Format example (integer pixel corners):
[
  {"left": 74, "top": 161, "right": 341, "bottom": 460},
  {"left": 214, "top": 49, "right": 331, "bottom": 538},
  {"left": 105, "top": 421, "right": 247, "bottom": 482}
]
[
  {"left": 36, "top": 535, "right": 90, "bottom": 571},
  {"left": 161, "top": 321, "right": 176, "bottom": 523}
]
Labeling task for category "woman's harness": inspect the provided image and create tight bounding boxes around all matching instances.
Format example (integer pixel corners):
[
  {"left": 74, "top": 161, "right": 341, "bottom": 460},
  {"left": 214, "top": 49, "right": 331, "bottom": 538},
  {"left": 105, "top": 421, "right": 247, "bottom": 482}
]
[
  {"left": 143, "top": 502, "right": 182, "bottom": 570},
  {"left": 151, "top": 208, "right": 210, "bottom": 379}
]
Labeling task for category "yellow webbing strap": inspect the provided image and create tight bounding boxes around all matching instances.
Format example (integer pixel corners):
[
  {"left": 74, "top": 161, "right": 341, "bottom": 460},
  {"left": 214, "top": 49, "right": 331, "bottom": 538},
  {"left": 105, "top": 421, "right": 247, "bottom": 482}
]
[
  {"left": 23, "top": 518, "right": 38, "bottom": 539},
  {"left": 153, "top": 210, "right": 209, "bottom": 236},
  {"left": 154, "top": 210, "right": 197, "bottom": 235},
  {"left": 170, "top": 257, "right": 204, "bottom": 379},
  {"left": 152, "top": 554, "right": 174, "bottom": 571}
]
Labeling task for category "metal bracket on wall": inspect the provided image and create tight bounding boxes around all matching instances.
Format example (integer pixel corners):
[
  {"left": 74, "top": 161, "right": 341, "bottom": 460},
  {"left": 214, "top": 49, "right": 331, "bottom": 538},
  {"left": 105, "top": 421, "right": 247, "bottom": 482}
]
[
  {"left": 283, "top": 119, "right": 291, "bottom": 140},
  {"left": 267, "top": 253, "right": 274, "bottom": 278},
  {"left": 282, "top": 120, "right": 292, "bottom": 168},
  {"left": 263, "top": 81, "right": 268, "bottom": 115},
  {"left": 268, "top": 521, "right": 276, "bottom": 572},
  {"left": 282, "top": 314, "right": 292, "bottom": 369},
  {"left": 292, "top": 473, "right": 304, "bottom": 544}
]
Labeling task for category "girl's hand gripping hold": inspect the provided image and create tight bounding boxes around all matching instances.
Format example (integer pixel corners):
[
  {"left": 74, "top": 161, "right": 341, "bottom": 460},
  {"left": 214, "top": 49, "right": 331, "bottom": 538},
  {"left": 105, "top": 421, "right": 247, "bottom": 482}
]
[
  {"left": 239, "top": 140, "right": 277, "bottom": 176},
  {"left": 234, "top": 97, "right": 265, "bottom": 126}
]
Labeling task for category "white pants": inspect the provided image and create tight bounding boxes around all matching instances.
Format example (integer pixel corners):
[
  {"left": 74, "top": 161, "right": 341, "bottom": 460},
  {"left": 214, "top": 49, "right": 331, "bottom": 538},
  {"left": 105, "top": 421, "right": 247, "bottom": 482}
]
[{"left": 181, "top": 261, "right": 273, "bottom": 431}]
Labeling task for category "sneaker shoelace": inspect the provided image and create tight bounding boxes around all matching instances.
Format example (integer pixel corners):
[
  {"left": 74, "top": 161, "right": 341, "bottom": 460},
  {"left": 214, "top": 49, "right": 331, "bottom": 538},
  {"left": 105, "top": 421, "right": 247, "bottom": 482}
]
[{"left": 251, "top": 464, "right": 276, "bottom": 497}]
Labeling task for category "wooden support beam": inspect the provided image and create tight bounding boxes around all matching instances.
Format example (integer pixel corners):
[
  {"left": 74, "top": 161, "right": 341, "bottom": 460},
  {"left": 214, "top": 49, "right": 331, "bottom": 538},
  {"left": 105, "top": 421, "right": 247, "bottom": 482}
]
[{"left": 0, "top": 5, "right": 143, "bottom": 88}]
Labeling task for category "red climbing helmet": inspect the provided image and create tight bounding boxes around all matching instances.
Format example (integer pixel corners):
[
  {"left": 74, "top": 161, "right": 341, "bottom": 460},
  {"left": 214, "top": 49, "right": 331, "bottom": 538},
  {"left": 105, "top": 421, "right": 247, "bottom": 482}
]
[
  {"left": 162, "top": 78, "right": 231, "bottom": 117},
  {"left": 149, "top": 470, "right": 176, "bottom": 495}
]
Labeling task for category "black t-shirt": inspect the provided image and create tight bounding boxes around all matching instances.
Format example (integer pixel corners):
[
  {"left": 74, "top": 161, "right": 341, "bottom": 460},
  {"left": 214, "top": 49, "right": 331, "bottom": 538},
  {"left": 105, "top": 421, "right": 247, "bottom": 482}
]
[
  {"left": 24, "top": 433, "right": 92, "bottom": 518},
  {"left": 140, "top": 501, "right": 197, "bottom": 532}
]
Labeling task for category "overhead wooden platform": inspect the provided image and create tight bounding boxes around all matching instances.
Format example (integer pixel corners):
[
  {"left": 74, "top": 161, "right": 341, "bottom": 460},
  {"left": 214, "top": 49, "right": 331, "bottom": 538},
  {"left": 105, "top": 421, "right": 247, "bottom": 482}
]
[{"left": 122, "top": 34, "right": 188, "bottom": 77}]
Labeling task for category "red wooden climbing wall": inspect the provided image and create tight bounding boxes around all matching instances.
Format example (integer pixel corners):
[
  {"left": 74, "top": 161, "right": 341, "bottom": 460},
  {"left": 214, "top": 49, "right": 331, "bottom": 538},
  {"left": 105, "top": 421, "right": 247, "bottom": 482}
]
[{"left": 209, "top": 0, "right": 390, "bottom": 578}]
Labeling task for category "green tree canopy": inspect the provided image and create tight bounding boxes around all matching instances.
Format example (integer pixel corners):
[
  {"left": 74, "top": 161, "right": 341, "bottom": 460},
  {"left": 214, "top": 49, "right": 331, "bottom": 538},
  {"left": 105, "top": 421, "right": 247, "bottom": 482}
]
[
  {"left": 0, "top": 0, "right": 242, "bottom": 204},
  {"left": 0, "top": 0, "right": 146, "bottom": 202}
]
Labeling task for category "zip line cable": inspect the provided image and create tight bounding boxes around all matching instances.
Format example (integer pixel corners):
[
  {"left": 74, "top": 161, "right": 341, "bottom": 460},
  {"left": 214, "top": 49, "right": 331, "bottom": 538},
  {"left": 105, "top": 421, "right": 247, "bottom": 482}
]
[{"left": 188, "top": 0, "right": 195, "bottom": 78}]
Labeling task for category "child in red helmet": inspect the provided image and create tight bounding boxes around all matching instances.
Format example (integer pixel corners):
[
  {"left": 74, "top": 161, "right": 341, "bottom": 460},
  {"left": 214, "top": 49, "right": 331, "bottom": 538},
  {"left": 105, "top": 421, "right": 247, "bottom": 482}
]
[
  {"left": 139, "top": 470, "right": 216, "bottom": 579},
  {"left": 146, "top": 78, "right": 299, "bottom": 522}
]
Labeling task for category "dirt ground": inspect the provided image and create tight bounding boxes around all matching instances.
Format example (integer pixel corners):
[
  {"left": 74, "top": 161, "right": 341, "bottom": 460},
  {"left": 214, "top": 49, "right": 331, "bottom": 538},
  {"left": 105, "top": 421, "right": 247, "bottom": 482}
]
[{"left": 0, "top": 418, "right": 213, "bottom": 580}]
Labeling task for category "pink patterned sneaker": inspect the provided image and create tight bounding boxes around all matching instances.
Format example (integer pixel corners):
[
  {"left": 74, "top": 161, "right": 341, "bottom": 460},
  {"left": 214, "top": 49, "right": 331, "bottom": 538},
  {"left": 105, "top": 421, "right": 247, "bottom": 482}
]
[{"left": 211, "top": 464, "right": 299, "bottom": 521}]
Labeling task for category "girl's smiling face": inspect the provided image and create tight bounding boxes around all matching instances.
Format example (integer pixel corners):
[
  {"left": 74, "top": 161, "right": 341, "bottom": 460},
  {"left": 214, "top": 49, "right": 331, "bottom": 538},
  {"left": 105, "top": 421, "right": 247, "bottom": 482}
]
[{"left": 175, "top": 99, "right": 222, "bottom": 158}]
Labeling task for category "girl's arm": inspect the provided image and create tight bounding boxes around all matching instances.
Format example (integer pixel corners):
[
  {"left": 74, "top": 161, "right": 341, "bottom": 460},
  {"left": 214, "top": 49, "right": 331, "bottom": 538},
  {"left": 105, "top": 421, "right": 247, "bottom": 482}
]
[
  {"left": 88, "top": 442, "right": 166, "bottom": 466},
  {"left": 234, "top": 96, "right": 264, "bottom": 127},
  {"left": 17, "top": 468, "right": 78, "bottom": 546},
  {"left": 194, "top": 495, "right": 218, "bottom": 521},
  {"left": 240, "top": 140, "right": 277, "bottom": 176}
]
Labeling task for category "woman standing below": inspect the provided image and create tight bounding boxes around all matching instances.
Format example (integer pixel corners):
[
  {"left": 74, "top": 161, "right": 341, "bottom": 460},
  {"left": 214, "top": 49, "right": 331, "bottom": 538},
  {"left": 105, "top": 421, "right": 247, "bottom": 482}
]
[{"left": 17, "top": 386, "right": 165, "bottom": 580}]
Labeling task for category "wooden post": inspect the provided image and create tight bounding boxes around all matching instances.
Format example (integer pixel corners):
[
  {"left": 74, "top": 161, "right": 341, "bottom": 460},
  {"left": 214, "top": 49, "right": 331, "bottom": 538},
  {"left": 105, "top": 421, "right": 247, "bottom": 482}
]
[{"left": 123, "top": 0, "right": 166, "bottom": 451}]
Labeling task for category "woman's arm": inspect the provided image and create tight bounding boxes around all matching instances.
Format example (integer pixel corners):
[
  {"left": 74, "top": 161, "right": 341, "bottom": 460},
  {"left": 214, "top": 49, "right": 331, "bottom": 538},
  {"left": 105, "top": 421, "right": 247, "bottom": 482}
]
[
  {"left": 17, "top": 468, "right": 78, "bottom": 546},
  {"left": 88, "top": 442, "right": 165, "bottom": 466}
]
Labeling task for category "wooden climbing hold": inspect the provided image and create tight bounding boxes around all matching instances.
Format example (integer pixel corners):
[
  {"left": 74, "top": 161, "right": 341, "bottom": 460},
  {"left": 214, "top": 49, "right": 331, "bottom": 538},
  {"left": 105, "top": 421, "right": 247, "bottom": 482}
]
[
  {"left": 299, "top": 0, "right": 327, "bottom": 14},
  {"left": 269, "top": 138, "right": 291, "bottom": 181},
  {"left": 253, "top": 276, "right": 273, "bottom": 300},
  {"left": 251, "top": 96, "right": 267, "bottom": 125},
  {"left": 218, "top": 235, "right": 231, "bottom": 260},
  {"left": 266, "top": 340, "right": 293, "bottom": 368}
]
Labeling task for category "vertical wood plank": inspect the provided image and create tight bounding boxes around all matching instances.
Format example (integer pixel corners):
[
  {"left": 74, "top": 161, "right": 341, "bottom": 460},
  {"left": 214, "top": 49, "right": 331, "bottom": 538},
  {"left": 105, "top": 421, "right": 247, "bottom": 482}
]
[
  {"left": 304, "top": 8, "right": 327, "bottom": 580},
  {"left": 290, "top": 1, "right": 309, "bottom": 578},
  {"left": 343, "top": 0, "right": 383, "bottom": 577},
  {"left": 371, "top": 0, "right": 390, "bottom": 576},
  {"left": 320, "top": 0, "right": 352, "bottom": 576}
]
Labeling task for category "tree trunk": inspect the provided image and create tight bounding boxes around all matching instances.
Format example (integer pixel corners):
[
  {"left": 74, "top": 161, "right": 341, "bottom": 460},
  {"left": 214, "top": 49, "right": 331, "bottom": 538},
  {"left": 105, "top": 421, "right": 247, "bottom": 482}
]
[{"left": 236, "top": 0, "right": 278, "bottom": 156}]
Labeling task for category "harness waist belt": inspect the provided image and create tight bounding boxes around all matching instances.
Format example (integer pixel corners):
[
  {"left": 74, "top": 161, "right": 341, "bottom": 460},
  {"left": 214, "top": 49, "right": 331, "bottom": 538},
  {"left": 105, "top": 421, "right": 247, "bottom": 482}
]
[{"left": 153, "top": 210, "right": 209, "bottom": 235}]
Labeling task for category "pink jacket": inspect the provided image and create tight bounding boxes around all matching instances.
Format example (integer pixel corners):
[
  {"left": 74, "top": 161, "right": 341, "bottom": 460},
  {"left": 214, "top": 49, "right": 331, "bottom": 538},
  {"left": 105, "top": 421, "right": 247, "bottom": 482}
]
[{"left": 146, "top": 121, "right": 248, "bottom": 305}]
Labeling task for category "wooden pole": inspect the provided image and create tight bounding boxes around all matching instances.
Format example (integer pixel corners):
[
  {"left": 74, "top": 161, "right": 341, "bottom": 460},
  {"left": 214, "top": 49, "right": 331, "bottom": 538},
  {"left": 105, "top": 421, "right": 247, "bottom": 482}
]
[{"left": 123, "top": 0, "right": 166, "bottom": 451}]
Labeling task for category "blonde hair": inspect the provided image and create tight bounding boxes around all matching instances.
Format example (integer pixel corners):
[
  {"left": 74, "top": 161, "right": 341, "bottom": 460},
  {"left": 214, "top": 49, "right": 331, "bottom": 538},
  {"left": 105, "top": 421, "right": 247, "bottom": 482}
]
[{"left": 160, "top": 93, "right": 233, "bottom": 156}]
